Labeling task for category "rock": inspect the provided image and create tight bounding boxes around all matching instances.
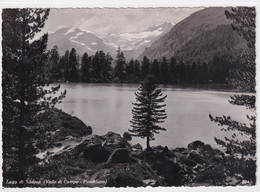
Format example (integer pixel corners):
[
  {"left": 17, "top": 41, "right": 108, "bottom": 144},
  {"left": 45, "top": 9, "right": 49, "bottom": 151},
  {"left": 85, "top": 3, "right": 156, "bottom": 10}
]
[
  {"left": 187, "top": 140, "right": 205, "bottom": 150},
  {"left": 103, "top": 132, "right": 130, "bottom": 150},
  {"left": 133, "top": 143, "right": 143, "bottom": 151},
  {"left": 174, "top": 147, "right": 187, "bottom": 152},
  {"left": 144, "top": 148, "right": 184, "bottom": 186},
  {"left": 83, "top": 145, "right": 111, "bottom": 162},
  {"left": 188, "top": 151, "right": 205, "bottom": 164},
  {"left": 212, "top": 156, "right": 223, "bottom": 163},
  {"left": 56, "top": 109, "right": 92, "bottom": 137},
  {"left": 105, "top": 173, "right": 144, "bottom": 187},
  {"left": 87, "top": 135, "right": 104, "bottom": 146},
  {"left": 143, "top": 179, "right": 158, "bottom": 187},
  {"left": 181, "top": 158, "right": 197, "bottom": 167},
  {"left": 106, "top": 148, "right": 130, "bottom": 164},
  {"left": 202, "top": 144, "right": 214, "bottom": 152},
  {"left": 154, "top": 159, "right": 183, "bottom": 186}
]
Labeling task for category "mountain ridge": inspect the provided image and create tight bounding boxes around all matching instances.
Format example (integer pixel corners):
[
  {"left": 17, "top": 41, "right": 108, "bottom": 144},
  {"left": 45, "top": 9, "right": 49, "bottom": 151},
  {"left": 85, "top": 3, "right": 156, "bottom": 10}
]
[
  {"left": 47, "top": 21, "right": 174, "bottom": 59},
  {"left": 138, "top": 7, "right": 248, "bottom": 63}
]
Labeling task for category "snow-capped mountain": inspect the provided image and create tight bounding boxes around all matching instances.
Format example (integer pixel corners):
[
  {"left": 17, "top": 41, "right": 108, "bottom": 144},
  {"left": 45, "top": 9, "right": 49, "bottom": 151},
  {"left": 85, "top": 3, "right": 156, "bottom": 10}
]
[
  {"left": 106, "top": 21, "right": 174, "bottom": 51},
  {"left": 47, "top": 21, "right": 174, "bottom": 59},
  {"left": 47, "top": 26, "right": 116, "bottom": 56}
]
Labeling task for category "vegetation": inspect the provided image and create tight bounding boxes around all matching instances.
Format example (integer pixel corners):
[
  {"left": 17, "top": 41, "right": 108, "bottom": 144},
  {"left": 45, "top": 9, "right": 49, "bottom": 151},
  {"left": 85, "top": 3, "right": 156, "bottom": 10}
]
[
  {"left": 129, "top": 76, "right": 167, "bottom": 150},
  {"left": 46, "top": 45, "right": 232, "bottom": 84},
  {"left": 209, "top": 7, "right": 256, "bottom": 184},
  {"left": 2, "top": 8, "right": 66, "bottom": 185}
]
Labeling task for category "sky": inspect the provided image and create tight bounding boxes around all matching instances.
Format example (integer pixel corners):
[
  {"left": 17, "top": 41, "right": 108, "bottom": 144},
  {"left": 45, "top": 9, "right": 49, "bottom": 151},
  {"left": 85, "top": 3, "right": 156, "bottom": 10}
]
[{"left": 41, "top": 7, "right": 203, "bottom": 35}]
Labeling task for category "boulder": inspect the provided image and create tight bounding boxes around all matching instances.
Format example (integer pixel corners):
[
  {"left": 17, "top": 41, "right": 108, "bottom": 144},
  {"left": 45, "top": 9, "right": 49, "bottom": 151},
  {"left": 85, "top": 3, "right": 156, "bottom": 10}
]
[
  {"left": 83, "top": 145, "right": 111, "bottom": 162},
  {"left": 68, "top": 135, "right": 103, "bottom": 158},
  {"left": 181, "top": 158, "right": 197, "bottom": 167},
  {"left": 52, "top": 108, "right": 92, "bottom": 137},
  {"left": 103, "top": 132, "right": 130, "bottom": 150},
  {"left": 188, "top": 151, "right": 205, "bottom": 164},
  {"left": 153, "top": 159, "right": 183, "bottom": 186},
  {"left": 188, "top": 140, "right": 205, "bottom": 150},
  {"left": 202, "top": 144, "right": 214, "bottom": 152},
  {"left": 106, "top": 148, "right": 130, "bottom": 164}
]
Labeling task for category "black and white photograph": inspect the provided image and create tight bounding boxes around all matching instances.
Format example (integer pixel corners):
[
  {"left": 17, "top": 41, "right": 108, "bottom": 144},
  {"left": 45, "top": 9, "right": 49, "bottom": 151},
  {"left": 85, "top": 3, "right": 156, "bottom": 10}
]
[{"left": 1, "top": 1, "right": 258, "bottom": 189}]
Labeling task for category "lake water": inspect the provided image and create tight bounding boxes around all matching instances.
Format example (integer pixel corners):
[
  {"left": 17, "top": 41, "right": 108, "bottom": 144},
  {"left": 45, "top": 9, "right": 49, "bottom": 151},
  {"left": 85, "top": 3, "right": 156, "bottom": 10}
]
[{"left": 56, "top": 83, "right": 253, "bottom": 149}]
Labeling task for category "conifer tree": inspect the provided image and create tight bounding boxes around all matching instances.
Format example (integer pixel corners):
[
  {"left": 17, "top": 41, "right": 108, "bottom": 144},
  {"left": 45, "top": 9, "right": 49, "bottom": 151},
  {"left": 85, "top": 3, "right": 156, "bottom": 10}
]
[
  {"left": 2, "top": 8, "right": 66, "bottom": 185},
  {"left": 160, "top": 57, "right": 169, "bottom": 83},
  {"left": 48, "top": 45, "right": 61, "bottom": 81},
  {"left": 129, "top": 76, "right": 167, "bottom": 150},
  {"left": 151, "top": 59, "right": 160, "bottom": 81},
  {"left": 68, "top": 48, "right": 79, "bottom": 82},
  {"left": 81, "top": 52, "right": 91, "bottom": 82},
  {"left": 114, "top": 46, "right": 126, "bottom": 82},
  {"left": 209, "top": 7, "right": 256, "bottom": 184},
  {"left": 140, "top": 56, "right": 150, "bottom": 79}
]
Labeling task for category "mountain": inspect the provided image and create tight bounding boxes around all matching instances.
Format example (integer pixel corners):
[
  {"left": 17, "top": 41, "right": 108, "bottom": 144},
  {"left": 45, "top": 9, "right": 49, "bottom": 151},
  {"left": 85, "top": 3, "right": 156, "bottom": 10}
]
[
  {"left": 138, "top": 7, "right": 248, "bottom": 63},
  {"left": 47, "top": 26, "right": 116, "bottom": 56},
  {"left": 106, "top": 21, "right": 174, "bottom": 59},
  {"left": 47, "top": 21, "right": 174, "bottom": 60}
]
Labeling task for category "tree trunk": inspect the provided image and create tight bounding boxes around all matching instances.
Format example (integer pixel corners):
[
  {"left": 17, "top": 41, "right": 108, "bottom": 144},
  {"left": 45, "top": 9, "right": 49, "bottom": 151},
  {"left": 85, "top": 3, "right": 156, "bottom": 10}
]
[
  {"left": 18, "top": 11, "right": 26, "bottom": 186},
  {"left": 146, "top": 134, "right": 150, "bottom": 151}
]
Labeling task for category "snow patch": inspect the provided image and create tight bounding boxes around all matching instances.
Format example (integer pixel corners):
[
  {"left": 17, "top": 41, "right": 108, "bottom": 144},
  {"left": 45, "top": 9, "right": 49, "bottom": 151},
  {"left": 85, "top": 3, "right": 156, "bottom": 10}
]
[
  {"left": 136, "top": 40, "right": 151, "bottom": 48},
  {"left": 64, "top": 28, "right": 76, "bottom": 35}
]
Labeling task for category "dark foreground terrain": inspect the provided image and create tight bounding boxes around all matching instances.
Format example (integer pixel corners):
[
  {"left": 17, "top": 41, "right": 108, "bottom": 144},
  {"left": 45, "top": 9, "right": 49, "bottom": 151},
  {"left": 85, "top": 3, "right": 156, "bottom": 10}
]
[{"left": 3, "top": 109, "right": 254, "bottom": 187}]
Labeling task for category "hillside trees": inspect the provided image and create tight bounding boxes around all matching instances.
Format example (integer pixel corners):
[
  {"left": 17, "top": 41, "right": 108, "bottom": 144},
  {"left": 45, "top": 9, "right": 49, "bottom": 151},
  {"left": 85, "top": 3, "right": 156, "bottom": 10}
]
[
  {"left": 2, "top": 8, "right": 66, "bottom": 184},
  {"left": 68, "top": 48, "right": 79, "bottom": 82},
  {"left": 81, "top": 52, "right": 91, "bottom": 82},
  {"left": 129, "top": 76, "right": 167, "bottom": 150},
  {"left": 209, "top": 7, "right": 256, "bottom": 184},
  {"left": 91, "top": 50, "right": 113, "bottom": 82},
  {"left": 114, "top": 46, "right": 126, "bottom": 82}
]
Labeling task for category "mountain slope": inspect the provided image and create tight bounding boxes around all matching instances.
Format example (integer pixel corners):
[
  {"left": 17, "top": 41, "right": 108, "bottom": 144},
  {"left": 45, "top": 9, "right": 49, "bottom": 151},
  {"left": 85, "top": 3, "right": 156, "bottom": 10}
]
[
  {"left": 106, "top": 21, "right": 174, "bottom": 59},
  {"left": 47, "top": 26, "right": 116, "bottom": 56},
  {"left": 138, "top": 7, "right": 248, "bottom": 63}
]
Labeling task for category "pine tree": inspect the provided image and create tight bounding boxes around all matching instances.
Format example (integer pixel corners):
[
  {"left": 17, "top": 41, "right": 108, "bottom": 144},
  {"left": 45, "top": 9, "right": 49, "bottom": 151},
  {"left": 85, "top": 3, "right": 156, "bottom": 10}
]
[
  {"left": 62, "top": 49, "right": 70, "bottom": 80},
  {"left": 133, "top": 59, "right": 141, "bottom": 81},
  {"left": 68, "top": 48, "right": 79, "bottom": 82},
  {"left": 2, "top": 8, "right": 65, "bottom": 185},
  {"left": 129, "top": 76, "right": 167, "bottom": 150},
  {"left": 160, "top": 57, "right": 169, "bottom": 83},
  {"left": 140, "top": 56, "right": 150, "bottom": 79},
  {"left": 151, "top": 59, "right": 160, "bottom": 82},
  {"left": 114, "top": 46, "right": 126, "bottom": 82},
  {"left": 168, "top": 57, "right": 177, "bottom": 83},
  {"left": 209, "top": 7, "right": 256, "bottom": 184},
  {"left": 81, "top": 52, "right": 91, "bottom": 82},
  {"left": 100, "top": 52, "right": 113, "bottom": 82},
  {"left": 48, "top": 45, "right": 61, "bottom": 81}
]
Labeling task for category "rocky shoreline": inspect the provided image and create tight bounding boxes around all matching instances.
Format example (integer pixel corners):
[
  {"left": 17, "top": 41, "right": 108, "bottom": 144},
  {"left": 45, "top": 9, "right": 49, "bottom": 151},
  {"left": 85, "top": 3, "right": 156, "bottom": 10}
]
[{"left": 6, "top": 109, "right": 249, "bottom": 187}]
